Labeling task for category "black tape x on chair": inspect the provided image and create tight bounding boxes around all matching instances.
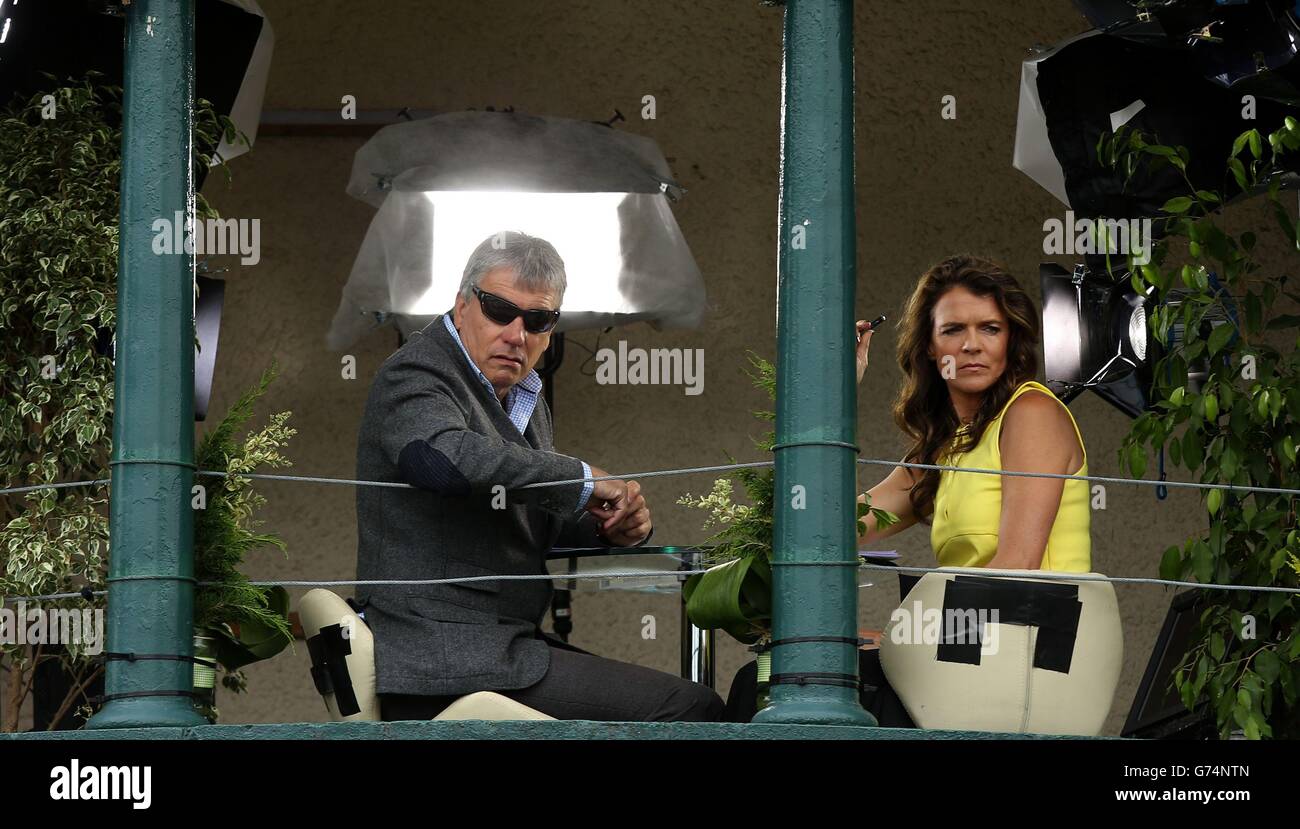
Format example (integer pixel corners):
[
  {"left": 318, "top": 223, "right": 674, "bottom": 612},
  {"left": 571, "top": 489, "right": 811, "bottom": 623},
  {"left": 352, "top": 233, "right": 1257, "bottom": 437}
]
[{"left": 878, "top": 567, "right": 1122, "bottom": 735}]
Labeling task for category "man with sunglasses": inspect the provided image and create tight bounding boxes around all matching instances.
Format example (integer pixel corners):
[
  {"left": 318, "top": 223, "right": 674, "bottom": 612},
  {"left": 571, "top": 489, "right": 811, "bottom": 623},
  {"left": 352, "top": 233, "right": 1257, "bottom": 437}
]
[{"left": 355, "top": 231, "right": 724, "bottom": 723}]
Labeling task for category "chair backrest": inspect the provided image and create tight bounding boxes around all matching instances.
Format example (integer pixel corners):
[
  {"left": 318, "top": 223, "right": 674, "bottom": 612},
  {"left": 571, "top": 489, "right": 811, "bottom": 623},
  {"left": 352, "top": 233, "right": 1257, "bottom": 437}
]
[
  {"left": 298, "top": 589, "right": 380, "bottom": 721},
  {"left": 878, "top": 568, "right": 1123, "bottom": 735},
  {"left": 434, "top": 691, "right": 555, "bottom": 721}
]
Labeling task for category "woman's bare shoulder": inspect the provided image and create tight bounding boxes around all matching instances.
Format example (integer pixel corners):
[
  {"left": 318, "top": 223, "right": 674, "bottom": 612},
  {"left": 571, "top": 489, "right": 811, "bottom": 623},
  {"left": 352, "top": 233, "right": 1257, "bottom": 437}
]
[
  {"left": 1001, "top": 387, "right": 1083, "bottom": 464},
  {"left": 1007, "top": 386, "right": 1068, "bottom": 417}
]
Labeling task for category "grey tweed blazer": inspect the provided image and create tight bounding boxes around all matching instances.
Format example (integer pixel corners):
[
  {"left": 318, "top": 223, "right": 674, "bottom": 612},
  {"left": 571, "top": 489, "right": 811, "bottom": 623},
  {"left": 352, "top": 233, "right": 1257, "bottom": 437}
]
[{"left": 353, "top": 313, "right": 607, "bottom": 697}]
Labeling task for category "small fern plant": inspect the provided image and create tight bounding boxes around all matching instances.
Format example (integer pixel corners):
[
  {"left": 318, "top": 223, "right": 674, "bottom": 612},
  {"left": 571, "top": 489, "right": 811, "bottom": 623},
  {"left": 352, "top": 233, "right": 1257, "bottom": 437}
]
[
  {"left": 193, "top": 361, "right": 297, "bottom": 701},
  {"left": 677, "top": 353, "right": 895, "bottom": 643}
]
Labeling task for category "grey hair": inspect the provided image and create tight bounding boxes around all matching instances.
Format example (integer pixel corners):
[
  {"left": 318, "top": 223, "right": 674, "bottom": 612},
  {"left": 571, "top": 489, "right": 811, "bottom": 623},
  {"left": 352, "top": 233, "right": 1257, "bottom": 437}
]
[{"left": 458, "top": 231, "right": 567, "bottom": 304}]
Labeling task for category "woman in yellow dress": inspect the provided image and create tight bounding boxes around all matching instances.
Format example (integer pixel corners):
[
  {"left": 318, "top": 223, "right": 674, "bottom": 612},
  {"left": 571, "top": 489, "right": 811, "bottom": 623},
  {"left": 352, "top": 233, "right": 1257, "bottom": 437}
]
[
  {"left": 855, "top": 254, "right": 1090, "bottom": 572},
  {"left": 724, "top": 254, "right": 1091, "bottom": 724}
]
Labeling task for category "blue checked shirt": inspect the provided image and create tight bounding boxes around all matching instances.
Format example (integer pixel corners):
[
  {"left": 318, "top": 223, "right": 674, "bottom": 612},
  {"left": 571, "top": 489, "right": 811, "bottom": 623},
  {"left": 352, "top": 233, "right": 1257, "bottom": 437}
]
[{"left": 443, "top": 314, "right": 593, "bottom": 514}]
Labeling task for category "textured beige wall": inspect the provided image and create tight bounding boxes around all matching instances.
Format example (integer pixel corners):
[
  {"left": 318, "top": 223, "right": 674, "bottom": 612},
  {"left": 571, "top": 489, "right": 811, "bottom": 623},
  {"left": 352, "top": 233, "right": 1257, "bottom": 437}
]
[{"left": 193, "top": 0, "right": 1207, "bottom": 735}]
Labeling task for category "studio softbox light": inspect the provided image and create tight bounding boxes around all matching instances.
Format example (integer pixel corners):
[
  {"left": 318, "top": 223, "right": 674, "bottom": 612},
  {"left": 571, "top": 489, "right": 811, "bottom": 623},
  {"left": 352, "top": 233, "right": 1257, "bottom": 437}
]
[
  {"left": 1014, "top": 24, "right": 1300, "bottom": 223},
  {"left": 328, "top": 110, "right": 708, "bottom": 350}
]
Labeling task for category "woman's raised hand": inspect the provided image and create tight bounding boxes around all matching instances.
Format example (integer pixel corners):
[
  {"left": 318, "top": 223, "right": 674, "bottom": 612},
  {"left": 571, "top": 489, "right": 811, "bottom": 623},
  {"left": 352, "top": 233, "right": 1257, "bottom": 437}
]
[{"left": 854, "top": 319, "right": 875, "bottom": 385}]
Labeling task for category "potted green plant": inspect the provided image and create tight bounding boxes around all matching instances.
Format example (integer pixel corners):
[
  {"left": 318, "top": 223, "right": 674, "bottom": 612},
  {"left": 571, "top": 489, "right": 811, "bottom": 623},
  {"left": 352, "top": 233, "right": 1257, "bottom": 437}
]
[
  {"left": 677, "top": 354, "right": 896, "bottom": 705},
  {"left": 1102, "top": 120, "right": 1300, "bottom": 738}
]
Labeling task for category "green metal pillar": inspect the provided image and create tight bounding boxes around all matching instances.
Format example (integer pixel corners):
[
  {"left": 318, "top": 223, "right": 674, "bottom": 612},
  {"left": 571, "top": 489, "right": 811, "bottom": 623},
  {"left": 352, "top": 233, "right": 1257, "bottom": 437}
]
[
  {"left": 753, "top": 0, "right": 873, "bottom": 726},
  {"left": 87, "top": 0, "right": 204, "bottom": 729}
]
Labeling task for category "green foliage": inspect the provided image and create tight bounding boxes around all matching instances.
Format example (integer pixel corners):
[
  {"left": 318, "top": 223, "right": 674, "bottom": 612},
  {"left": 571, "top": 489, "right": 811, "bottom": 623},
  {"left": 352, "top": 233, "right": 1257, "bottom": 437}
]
[
  {"left": 677, "top": 353, "right": 895, "bottom": 643},
  {"left": 0, "top": 76, "right": 126, "bottom": 730},
  {"left": 1, "top": 77, "right": 124, "bottom": 612},
  {"left": 0, "top": 73, "right": 255, "bottom": 729},
  {"left": 193, "top": 362, "right": 297, "bottom": 680},
  {"left": 677, "top": 354, "right": 779, "bottom": 573},
  {"left": 680, "top": 555, "right": 772, "bottom": 645},
  {"left": 1104, "top": 120, "right": 1300, "bottom": 739}
]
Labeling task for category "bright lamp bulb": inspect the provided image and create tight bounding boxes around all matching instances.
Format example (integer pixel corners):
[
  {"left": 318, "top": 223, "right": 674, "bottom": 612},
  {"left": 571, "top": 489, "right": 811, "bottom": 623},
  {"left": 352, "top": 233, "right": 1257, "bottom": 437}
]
[
  {"left": 1129, "top": 305, "right": 1147, "bottom": 362},
  {"left": 416, "top": 191, "right": 628, "bottom": 315}
]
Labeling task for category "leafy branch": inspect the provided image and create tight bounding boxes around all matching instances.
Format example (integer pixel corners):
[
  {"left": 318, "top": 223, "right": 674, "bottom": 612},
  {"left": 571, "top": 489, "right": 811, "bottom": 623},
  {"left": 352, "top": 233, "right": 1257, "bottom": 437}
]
[
  {"left": 0, "top": 72, "right": 258, "bottom": 729},
  {"left": 1104, "top": 118, "right": 1300, "bottom": 739},
  {"left": 193, "top": 362, "right": 297, "bottom": 694}
]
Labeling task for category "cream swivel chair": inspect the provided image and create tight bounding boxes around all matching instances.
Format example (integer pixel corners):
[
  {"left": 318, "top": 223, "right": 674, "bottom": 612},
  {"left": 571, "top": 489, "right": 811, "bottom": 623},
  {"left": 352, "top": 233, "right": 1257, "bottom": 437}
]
[
  {"left": 298, "top": 589, "right": 553, "bottom": 722},
  {"left": 878, "top": 568, "right": 1122, "bottom": 736}
]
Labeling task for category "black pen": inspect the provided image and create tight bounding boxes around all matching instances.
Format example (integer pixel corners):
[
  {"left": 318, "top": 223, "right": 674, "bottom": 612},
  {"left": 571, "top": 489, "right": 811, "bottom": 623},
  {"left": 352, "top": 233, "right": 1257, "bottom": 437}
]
[{"left": 857, "top": 314, "right": 887, "bottom": 342}]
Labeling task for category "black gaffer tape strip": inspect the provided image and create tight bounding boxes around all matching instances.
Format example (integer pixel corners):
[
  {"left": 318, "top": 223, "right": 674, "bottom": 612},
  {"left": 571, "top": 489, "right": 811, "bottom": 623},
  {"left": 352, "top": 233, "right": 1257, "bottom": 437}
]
[
  {"left": 88, "top": 690, "right": 204, "bottom": 705},
  {"left": 769, "top": 560, "right": 861, "bottom": 566},
  {"left": 100, "top": 651, "right": 218, "bottom": 668},
  {"left": 767, "top": 672, "right": 862, "bottom": 690},
  {"left": 938, "top": 575, "right": 1082, "bottom": 674},
  {"left": 306, "top": 623, "right": 359, "bottom": 717},
  {"left": 769, "top": 636, "right": 866, "bottom": 648},
  {"left": 770, "top": 439, "right": 862, "bottom": 452}
]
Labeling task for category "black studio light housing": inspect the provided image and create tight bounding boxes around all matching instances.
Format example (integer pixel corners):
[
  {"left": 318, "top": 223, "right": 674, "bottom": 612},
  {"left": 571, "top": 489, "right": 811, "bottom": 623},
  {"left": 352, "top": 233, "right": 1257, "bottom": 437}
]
[
  {"left": 1075, "top": 0, "right": 1300, "bottom": 103},
  {"left": 0, "top": 0, "right": 272, "bottom": 174},
  {"left": 1015, "top": 1, "right": 1300, "bottom": 229},
  {"left": 94, "top": 275, "right": 226, "bottom": 421},
  {"left": 1021, "top": 4, "right": 1271, "bottom": 417},
  {"left": 1042, "top": 262, "right": 1156, "bottom": 418},
  {"left": 193, "top": 274, "right": 226, "bottom": 421},
  {"left": 1041, "top": 262, "right": 1236, "bottom": 418}
]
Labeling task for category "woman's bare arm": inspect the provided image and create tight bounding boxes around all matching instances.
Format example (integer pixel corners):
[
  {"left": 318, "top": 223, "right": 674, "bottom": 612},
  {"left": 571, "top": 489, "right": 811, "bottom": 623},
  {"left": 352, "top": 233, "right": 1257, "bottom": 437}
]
[
  {"left": 857, "top": 461, "right": 920, "bottom": 546},
  {"left": 853, "top": 320, "right": 918, "bottom": 546},
  {"left": 989, "top": 391, "right": 1083, "bottom": 569}
]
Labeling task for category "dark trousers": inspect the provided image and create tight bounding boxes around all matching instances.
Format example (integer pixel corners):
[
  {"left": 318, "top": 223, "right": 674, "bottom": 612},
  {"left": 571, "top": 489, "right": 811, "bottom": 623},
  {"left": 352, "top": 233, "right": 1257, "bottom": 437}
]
[
  {"left": 722, "top": 648, "right": 917, "bottom": 727},
  {"left": 380, "top": 633, "right": 725, "bottom": 723}
]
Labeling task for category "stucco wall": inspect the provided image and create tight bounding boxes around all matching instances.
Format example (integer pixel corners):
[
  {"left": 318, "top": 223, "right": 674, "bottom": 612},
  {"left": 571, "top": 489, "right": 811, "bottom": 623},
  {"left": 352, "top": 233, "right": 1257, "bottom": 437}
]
[{"left": 182, "top": 0, "right": 1216, "bottom": 735}]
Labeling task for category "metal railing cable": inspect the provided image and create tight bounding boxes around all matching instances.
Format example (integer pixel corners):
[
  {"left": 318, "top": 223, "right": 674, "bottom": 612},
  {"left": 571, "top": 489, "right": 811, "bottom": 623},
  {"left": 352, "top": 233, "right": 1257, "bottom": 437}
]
[
  {"left": 4, "top": 456, "right": 1297, "bottom": 604},
  {"left": 5, "top": 455, "right": 1300, "bottom": 497},
  {"left": 7, "top": 563, "right": 1297, "bottom": 604}
]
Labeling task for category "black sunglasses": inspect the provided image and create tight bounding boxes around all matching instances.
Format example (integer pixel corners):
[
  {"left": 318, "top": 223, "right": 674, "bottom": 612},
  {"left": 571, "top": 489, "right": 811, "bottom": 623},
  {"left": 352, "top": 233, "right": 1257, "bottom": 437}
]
[{"left": 472, "top": 286, "right": 561, "bottom": 334}]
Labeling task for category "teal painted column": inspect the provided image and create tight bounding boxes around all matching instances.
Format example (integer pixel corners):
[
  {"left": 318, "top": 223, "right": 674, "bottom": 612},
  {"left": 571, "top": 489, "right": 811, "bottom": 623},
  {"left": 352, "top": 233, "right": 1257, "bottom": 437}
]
[
  {"left": 753, "top": 0, "right": 873, "bottom": 726},
  {"left": 87, "top": 0, "right": 205, "bottom": 729}
]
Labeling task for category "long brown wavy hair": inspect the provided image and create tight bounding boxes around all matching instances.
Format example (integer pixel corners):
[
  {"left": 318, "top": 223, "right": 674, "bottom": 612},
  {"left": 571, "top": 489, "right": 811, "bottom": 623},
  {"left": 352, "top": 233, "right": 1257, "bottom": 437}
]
[{"left": 891, "top": 255, "right": 1041, "bottom": 522}]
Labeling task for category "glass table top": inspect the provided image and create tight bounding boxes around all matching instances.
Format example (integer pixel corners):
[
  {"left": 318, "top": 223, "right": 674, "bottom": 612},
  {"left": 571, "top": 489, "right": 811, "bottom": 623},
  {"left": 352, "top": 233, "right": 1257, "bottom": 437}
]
[{"left": 544, "top": 546, "right": 890, "bottom": 594}]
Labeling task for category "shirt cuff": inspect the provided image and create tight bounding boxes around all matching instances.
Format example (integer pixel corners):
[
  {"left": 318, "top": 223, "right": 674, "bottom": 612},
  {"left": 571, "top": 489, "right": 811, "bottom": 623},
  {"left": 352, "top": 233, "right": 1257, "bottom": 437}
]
[{"left": 576, "top": 461, "right": 594, "bottom": 516}]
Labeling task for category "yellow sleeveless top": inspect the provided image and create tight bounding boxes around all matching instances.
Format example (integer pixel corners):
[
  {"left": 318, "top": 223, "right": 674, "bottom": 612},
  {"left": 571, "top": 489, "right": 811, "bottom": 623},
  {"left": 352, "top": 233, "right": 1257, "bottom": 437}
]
[{"left": 930, "top": 380, "right": 1091, "bottom": 572}]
